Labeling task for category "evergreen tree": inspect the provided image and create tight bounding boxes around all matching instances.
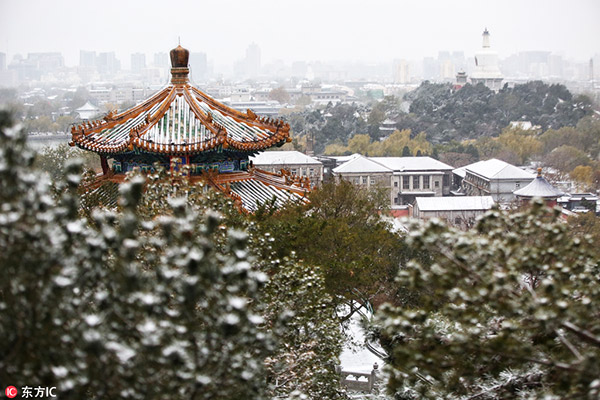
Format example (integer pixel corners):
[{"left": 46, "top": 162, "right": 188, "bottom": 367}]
[
  {"left": 374, "top": 202, "right": 600, "bottom": 399},
  {"left": 0, "top": 110, "right": 348, "bottom": 400}
]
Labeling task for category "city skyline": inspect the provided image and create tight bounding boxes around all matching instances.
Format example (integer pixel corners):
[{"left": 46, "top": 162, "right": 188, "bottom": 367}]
[{"left": 1, "top": 0, "right": 599, "bottom": 70}]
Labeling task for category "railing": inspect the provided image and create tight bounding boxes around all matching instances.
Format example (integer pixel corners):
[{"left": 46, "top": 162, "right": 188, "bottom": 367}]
[{"left": 336, "top": 363, "right": 380, "bottom": 394}]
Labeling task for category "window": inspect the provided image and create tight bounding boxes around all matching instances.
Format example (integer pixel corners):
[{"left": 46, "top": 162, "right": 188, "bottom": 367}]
[
  {"left": 434, "top": 181, "right": 440, "bottom": 188},
  {"left": 291, "top": 168, "right": 297, "bottom": 175},
  {"left": 454, "top": 217, "right": 462, "bottom": 225},
  {"left": 423, "top": 176, "right": 430, "bottom": 189},
  {"left": 515, "top": 183, "right": 521, "bottom": 189},
  {"left": 354, "top": 177, "right": 360, "bottom": 184},
  {"left": 370, "top": 178, "right": 375, "bottom": 185},
  {"left": 394, "top": 181, "right": 398, "bottom": 187},
  {"left": 403, "top": 176, "right": 410, "bottom": 189},
  {"left": 309, "top": 168, "right": 314, "bottom": 176},
  {"left": 362, "top": 176, "right": 368, "bottom": 184},
  {"left": 413, "top": 175, "right": 420, "bottom": 190}
]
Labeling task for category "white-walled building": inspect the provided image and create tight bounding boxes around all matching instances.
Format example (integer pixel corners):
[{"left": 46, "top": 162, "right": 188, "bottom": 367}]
[
  {"left": 250, "top": 151, "right": 324, "bottom": 186},
  {"left": 413, "top": 196, "right": 495, "bottom": 229},
  {"left": 455, "top": 159, "right": 535, "bottom": 203},
  {"left": 332, "top": 155, "right": 454, "bottom": 206}
]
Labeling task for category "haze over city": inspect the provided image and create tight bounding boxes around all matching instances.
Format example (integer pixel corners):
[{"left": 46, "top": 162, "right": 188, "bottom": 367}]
[{"left": 1, "top": 0, "right": 599, "bottom": 68}]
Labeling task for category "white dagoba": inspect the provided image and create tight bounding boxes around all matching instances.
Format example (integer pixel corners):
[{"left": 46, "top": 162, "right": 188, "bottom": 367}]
[{"left": 470, "top": 28, "right": 504, "bottom": 91}]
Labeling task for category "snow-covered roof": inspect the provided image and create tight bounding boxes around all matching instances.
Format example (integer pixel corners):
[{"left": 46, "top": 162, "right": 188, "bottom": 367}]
[
  {"left": 558, "top": 193, "right": 599, "bottom": 202},
  {"left": 415, "top": 196, "right": 495, "bottom": 212},
  {"left": 514, "top": 173, "right": 563, "bottom": 198},
  {"left": 458, "top": 159, "right": 535, "bottom": 181},
  {"left": 332, "top": 155, "right": 391, "bottom": 174},
  {"left": 371, "top": 157, "right": 454, "bottom": 172},
  {"left": 76, "top": 101, "right": 99, "bottom": 112},
  {"left": 250, "top": 151, "right": 321, "bottom": 166},
  {"left": 329, "top": 153, "right": 362, "bottom": 165}
]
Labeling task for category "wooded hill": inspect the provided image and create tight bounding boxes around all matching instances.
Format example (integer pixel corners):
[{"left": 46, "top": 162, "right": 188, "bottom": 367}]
[
  {"left": 401, "top": 81, "right": 593, "bottom": 143},
  {"left": 285, "top": 81, "right": 594, "bottom": 152}
]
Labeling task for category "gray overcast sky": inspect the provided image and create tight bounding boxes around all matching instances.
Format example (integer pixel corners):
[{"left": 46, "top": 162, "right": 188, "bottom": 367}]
[{"left": 1, "top": 0, "right": 599, "bottom": 68}]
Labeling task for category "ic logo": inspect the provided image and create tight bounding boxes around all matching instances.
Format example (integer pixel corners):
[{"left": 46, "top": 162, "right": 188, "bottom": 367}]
[{"left": 5, "top": 386, "right": 18, "bottom": 398}]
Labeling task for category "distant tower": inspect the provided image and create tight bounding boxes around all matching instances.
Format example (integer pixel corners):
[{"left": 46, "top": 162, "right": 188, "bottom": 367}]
[
  {"left": 131, "top": 53, "right": 146, "bottom": 74},
  {"left": 189, "top": 52, "right": 208, "bottom": 81},
  {"left": 455, "top": 70, "right": 468, "bottom": 90},
  {"left": 470, "top": 28, "right": 503, "bottom": 91},
  {"left": 393, "top": 59, "right": 410, "bottom": 84}
]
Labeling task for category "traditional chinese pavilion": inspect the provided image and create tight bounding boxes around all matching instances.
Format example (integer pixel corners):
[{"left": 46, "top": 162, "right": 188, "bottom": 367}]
[{"left": 71, "top": 45, "right": 309, "bottom": 212}]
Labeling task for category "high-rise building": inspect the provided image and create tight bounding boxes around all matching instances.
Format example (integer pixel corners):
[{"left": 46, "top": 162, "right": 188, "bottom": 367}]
[
  {"left": 131, "top": 52, "right": 146, "bottom": 74},
  {"left": 393, "top": 59, "right": 410, "bottom": 84},
  {"left": 80, "top": 50, "right": 96, "bottom": 67},
  {"left": 28, "top": 52, "right": 64, "bottom": 72},
  {"left": 153, "top": 52, "right": 169, "bottom": 68},
  {"left": 97, "top": 52, "right": 120, "bottom": 75}
]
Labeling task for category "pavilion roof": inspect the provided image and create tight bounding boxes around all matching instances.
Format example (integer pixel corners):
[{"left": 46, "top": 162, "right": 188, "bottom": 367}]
[
  {"left": 514, "top": 170, "right": 563, "bottom": 199},
  {"left": 94, "top": 167, "right": 309, "bottom": 213},
  {"left": 70, "top": 47, "right": 290, "bottom": 156}
]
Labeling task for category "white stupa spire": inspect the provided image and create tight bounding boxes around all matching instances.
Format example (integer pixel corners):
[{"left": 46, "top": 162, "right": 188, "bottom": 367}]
[{"left": 482, "top": 28, "right": 491, "bottom": 48}]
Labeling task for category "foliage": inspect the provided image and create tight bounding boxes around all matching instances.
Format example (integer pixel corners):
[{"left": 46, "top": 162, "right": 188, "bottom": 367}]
[
  {"left": 269, "top": 86, "right": 291, "bottom": 104},
  {"left": 34, "top": 143, "right": 100, "bottom": 181},
  {"left": 568, "top": 212, "right": 600, "bottom": 245},
  {"left": 261, "top": 256, "right": 346, "bottom": 400},
  {"left": 401, "top": 81, "right": 592, "bottom": 143},
  {"left": 435, "top": 141, "right": 479, "bottom": 167},
  {"left": 545, "top": 145, "right": 590, "bottom": 173},
  {"left": 324, "top": 129, "right": 433, "bottom": 157},
  {"left": 570, "top": 165, "right": 594, "bottom": 191},
  {"left": 0, "top": 110, "right": 349, "bottom": 399},
  {"left": 496, "top": 127, "right": 542, "bottom": 165},
  {"left": 249, "top": 180, "right": 413, "bottom": 316},
  {"left": 375, "top": 202, "right": 600, "bottom": 399},
  {"left": 0, "top": 111, "right": 279, "bottom": 399},
  {"left": 285, "top": 103, "right": 368, "bottom": 154},
  {"left": 368, "top": 96, "right": 401, "bottom": 141}
]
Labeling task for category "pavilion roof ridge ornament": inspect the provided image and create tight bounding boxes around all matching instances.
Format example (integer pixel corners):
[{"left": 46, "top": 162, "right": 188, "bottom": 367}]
[{"left": 170, "top": 44, "right": 190, "bottom": 85}]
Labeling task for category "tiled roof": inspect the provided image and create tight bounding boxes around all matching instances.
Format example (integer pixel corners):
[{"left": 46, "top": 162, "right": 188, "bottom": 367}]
[
  {"left": 458, "top": 159, "right": 535, "bottom": 180},
  {"left": 514, "top": 175, "right": 563, "bottom": 198},
  {"left": 371, "top": 157, "right": 454, "bottom": 172},
  {"left": 332, "top": 155, "right": 391, "bottom": 174},
  {"left": 70, "top": 84, "right": 290, "bottom": 155},
  {"left": 207, "top": 169, "right": 309, "bottom": 213},
  {"left": 415, "top": 196, "right": 495, "bottom": 211},
  {"left": 250, "top": 151, "right": 322, "bottom": 166}
]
